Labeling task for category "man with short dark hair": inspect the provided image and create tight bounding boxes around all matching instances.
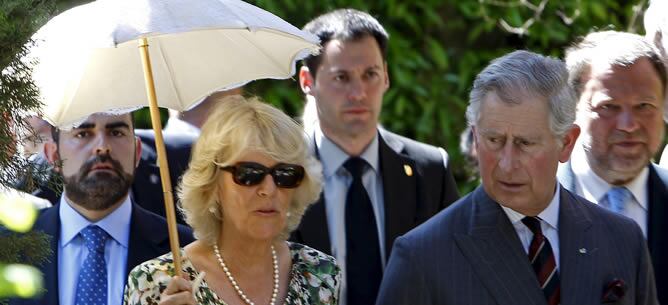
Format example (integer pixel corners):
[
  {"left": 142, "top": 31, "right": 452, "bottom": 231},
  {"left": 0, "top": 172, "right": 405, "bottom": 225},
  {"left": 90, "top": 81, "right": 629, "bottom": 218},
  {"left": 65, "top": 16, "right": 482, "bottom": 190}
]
[
  {"left": 290, "top": 8, "right": 459, "bottom": 305},
  {"left": 559, "top": 30, "right": 668, "bottom": 303},
  {"left": 377, "top": 50, "right": 658, "bottom": 305},
  {"left": 11, "top": 112, "right": 194, "bottom": 305}
]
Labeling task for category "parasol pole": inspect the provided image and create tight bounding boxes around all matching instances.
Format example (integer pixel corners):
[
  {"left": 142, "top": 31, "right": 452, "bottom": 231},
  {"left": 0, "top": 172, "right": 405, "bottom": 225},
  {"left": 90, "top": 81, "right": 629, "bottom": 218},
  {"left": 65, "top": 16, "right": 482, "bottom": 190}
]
[{"left": 138, "top": 37, "right": 182, "bottom": 276}]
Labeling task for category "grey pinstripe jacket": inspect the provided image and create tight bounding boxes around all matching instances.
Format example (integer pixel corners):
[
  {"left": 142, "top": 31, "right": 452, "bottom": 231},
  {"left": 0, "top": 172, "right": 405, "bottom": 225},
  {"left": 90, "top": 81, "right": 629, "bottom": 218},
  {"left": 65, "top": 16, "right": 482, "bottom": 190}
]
[{"left": 376, "top": 186, "right": 658, "bottom": 305}]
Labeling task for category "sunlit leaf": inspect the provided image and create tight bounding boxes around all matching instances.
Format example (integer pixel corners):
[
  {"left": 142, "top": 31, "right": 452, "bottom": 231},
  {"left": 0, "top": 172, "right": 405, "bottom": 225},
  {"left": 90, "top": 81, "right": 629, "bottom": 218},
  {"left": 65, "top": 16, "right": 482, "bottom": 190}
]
[
  {"left": 0, "top": 191, "right": 37, "bottom": 232},
  {"left": 0, "top": 264, "right": 43, "bottom": 298}
]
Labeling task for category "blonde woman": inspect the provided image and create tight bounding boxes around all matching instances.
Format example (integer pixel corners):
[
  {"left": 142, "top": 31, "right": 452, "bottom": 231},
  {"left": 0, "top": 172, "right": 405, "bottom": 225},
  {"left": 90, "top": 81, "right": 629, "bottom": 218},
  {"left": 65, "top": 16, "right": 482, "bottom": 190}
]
[{"left": 124, "top": 96, "right": 339, "bottom": 305}]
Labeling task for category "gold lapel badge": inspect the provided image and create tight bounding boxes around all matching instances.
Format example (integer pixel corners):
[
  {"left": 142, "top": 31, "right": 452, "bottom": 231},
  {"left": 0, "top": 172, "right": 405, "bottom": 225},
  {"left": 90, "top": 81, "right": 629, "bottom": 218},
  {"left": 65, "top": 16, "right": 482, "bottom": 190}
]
[{"left": 404, "top": 164, "right": 413, "bottom": 177}]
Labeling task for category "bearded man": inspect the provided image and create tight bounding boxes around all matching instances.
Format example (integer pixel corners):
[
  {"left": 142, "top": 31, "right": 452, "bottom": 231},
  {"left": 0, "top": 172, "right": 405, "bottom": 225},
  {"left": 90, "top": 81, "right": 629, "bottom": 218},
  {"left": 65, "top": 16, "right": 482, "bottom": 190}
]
[{"left": 10, "top": 113, "right": 194, "bottom": 305}]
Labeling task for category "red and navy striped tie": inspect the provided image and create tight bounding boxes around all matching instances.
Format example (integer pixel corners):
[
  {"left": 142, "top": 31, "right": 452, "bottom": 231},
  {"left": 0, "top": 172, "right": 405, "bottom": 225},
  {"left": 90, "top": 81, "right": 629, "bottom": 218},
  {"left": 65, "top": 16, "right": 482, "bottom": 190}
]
[{"left": 522, "top": 216, "right": 560, "bottom": 305}]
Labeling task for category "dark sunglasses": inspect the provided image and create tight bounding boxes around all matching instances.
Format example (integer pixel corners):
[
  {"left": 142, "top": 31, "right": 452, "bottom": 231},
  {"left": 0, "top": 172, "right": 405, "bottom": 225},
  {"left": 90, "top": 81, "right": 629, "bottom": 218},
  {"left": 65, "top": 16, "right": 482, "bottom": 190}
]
[{"left": 220, "top": 162, "right": 305, "bottom": 188}]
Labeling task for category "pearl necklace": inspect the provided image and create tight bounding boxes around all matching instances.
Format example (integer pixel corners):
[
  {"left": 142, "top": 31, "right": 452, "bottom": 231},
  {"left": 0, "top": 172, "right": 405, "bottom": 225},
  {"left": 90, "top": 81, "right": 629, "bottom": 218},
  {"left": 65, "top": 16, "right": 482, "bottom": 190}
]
[{"left": 213, "top": 244, "right": 279, "bottom": 305}]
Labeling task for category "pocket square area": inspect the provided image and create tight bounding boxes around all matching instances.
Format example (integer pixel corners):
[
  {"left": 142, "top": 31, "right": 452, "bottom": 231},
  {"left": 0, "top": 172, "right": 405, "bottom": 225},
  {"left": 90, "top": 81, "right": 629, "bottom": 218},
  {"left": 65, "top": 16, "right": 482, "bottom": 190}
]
[{"left": 602, "top": 278, "right": 626, "bottom": 303}]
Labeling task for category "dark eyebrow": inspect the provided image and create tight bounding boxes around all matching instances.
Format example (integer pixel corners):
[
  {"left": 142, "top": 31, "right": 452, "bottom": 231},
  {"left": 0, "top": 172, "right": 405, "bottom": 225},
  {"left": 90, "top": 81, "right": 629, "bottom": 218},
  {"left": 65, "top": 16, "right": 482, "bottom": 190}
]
[
  {"left": 74, "top": 122, "right": 95, "bottom": 129},
  {"left": 106, "top": 121, "right": 131, "bottom": 130}
]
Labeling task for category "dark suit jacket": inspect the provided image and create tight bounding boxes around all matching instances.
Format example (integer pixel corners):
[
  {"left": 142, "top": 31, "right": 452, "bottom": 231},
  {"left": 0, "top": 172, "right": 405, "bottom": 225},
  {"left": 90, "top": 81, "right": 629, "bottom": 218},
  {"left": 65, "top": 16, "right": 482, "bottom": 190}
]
[
  {"left": 132, "top": 129, "right": 195, "bottom": 224},
  {"left": 557, "top": 162, "right": 668, "bottom": 304},
  {"left": 376, "top": 186, "right": 658, "bottom": 305},
  {"left": 290, "top": 129, "right": 459, "bottom": 259},
  {"left": 10, "top": 201, "right": 195, "bottom": 305}
]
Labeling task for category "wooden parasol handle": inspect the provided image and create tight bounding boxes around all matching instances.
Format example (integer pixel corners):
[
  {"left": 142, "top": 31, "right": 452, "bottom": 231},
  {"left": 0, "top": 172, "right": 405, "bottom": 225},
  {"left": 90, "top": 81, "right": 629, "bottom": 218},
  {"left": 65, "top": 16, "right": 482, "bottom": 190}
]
[{"left": 138, "top": 37, "right": 182, "bottom": 276}]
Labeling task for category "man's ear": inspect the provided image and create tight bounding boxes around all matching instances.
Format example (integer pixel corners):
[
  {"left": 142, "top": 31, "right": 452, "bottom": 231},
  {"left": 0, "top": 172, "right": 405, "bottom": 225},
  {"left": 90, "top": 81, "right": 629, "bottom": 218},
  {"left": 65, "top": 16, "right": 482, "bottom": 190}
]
[
  {"left": 559, "top": 124, "right": 581, "bottom": 163},
  {"left": 383, "top": 61, "right": 390, "bottom": 90},
  {"left": 471, "top": 126, "right": 478, "bottom": 152},
  {"left": 44, "top": 141, "right": 61, "bottom": 172},
  {"left": 299, "top": 66, "right": 314, "bottom": 95},
  {"left": 134, "top": 136, "right": 142, "bottom": 168}
]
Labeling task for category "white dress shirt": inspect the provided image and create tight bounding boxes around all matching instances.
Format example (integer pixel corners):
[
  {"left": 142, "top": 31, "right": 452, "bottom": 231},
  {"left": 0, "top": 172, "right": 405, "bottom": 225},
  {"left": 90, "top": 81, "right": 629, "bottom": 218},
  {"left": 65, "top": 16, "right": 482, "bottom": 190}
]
[
  {"left": 315, "top": 125, "right": 385, "bottom": 305},
  {"left": 58, "top": 194, "right": 131, "bottom": 305},
  {"left": 570, "top": 144, "right": 648, "bottom": 237},
  {"left": 163, "top": 116, "right": 200, "bottom": 137},
  {"left": 501, "top": 183, "right": 561, "bottom": 271}
]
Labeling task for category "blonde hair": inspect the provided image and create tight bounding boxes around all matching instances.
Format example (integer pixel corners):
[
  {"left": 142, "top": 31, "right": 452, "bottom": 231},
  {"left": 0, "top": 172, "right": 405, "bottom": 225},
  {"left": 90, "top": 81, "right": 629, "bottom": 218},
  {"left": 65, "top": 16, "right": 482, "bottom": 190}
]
[{"left": 178, "top": 95, "right": 322, "bottom": 245}]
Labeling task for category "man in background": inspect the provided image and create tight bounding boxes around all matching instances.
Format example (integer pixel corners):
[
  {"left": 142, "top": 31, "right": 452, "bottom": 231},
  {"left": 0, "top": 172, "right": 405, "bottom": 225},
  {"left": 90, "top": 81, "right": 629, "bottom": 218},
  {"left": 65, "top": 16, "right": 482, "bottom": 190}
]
[
  {"left": 290, "top": 8, "right": 459, "bottom": 305},
  {"left": 558, "top": 30, "right": 668, "bottom": 303}
]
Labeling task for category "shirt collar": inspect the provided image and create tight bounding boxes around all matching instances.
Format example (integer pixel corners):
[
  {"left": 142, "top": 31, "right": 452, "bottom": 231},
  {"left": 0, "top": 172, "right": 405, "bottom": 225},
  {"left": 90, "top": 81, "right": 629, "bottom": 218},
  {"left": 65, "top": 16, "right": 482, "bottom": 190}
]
[
  {"left": 571, "top": 144, "right": 648, "bottom": 210},
  {"left": 501, "top": 182, "right": 560, "bottom": 231},
  {"left": 315, "top": 125, "right": 380, "bottom": 177},
  {"left": 59, "top": 193, "right": 132, "bottom": 248}
]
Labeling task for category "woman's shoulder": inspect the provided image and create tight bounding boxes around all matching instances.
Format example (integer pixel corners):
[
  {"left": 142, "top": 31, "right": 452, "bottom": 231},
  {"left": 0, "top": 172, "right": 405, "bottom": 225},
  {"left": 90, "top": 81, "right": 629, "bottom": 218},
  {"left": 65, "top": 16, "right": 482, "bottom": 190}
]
[
  {"left": 288, "top": 242, "right": 339, "bottom": 272},
  {"left": 127, "top": 251, "right": 179, "bottom": 289},
  {"left": 286, "top": 242, "right": 341, "bottom": 305}
]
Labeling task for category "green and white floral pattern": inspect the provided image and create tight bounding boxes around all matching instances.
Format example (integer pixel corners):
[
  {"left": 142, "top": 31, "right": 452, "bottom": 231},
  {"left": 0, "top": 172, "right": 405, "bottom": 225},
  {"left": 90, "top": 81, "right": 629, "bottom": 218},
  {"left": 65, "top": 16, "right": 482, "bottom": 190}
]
[{"left": 123, "top": 242, "right": 340, "bottom": 305}]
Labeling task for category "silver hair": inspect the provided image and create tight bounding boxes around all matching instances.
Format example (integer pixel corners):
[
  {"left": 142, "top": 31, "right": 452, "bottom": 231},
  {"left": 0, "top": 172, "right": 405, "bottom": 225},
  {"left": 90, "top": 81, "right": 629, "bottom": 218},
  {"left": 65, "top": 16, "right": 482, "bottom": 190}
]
[
  {"left": 466, "top": 50, "right": 576, "bottom": 137},
  {"left": 565, "top": 31, "right": 667, "bottom": 99}
]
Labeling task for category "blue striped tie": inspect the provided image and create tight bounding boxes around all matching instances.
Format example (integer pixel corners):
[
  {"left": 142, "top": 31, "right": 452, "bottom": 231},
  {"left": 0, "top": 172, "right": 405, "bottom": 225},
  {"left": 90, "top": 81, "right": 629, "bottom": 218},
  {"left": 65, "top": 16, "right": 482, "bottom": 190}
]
[
  {"left": 605, "top": 187, "right": 631, "bottom": 214},
  {"left": 75, "top": 225, "right": 108, "bottom": 305}
]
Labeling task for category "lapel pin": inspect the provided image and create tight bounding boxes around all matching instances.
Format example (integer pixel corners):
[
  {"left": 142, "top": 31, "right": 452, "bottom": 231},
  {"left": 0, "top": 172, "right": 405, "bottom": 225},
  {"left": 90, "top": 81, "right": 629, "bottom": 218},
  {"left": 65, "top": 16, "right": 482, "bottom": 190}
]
[
  {"left": 403, "top": 164, "right": 413, "bottom": 177},
  {"left": 579, "top": 248, "right": 587, "bottom": 254}
]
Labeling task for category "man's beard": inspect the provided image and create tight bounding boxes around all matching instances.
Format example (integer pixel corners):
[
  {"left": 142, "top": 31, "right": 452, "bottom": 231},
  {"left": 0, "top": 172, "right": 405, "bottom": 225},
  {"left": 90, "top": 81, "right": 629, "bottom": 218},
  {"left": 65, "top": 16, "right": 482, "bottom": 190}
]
[{"left": 63, "top": 154, "right": 134, "bottom": 211}]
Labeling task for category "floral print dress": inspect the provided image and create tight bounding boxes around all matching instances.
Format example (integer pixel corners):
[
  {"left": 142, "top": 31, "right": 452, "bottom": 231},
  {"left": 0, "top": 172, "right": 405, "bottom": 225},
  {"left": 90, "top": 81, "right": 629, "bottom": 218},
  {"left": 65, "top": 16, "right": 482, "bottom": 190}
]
[{"left": 123, "top": 242, "right": 340, "bottom": 305}]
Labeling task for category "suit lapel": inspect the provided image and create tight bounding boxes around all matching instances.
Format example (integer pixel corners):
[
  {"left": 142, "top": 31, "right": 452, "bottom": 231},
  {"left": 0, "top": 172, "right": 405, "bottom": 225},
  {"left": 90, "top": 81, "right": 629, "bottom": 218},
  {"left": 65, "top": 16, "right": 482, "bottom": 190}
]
[
  {"left": 647, "top": 165, "right": 668, "bottom": 259},
  {"left": 295, "top": 194, "right": 331, "bottom": 254},
  {"left": 35, "top": 206, "right": 61, "bottom": 305},
  {"left": 647, "top": 165, "right": 668, "bottom": 299},
  {"left": 454, "top": 188, "right": 547, "bottom": 305},
  {"left": 125, "top": 204, "right": 167, "bottom": 279},
  {"left": 556, "top": 188, "right": 595, "bottom": 305},
  {"left": 378, "top": 131, "right": 418, "bottom": 259},
  {"left": 293, "top": 134, "right": 333, "bottom": 255}
]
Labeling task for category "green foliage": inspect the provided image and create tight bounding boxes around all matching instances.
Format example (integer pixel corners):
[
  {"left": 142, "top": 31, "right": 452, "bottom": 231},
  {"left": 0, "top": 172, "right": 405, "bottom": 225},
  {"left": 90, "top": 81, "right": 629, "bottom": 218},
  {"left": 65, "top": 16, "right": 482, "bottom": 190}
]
[
  {"left": 0, "top": 0, "right": 54, "bottom": 300},
  {"left": 0, "top": 0, "right": 54, "bottom": 189},
  {"left": 0, "top": 232, "right": 51, "bottom": 266},
  {"left": 240, "top": 0, "right": 646, "bottom": 194}
]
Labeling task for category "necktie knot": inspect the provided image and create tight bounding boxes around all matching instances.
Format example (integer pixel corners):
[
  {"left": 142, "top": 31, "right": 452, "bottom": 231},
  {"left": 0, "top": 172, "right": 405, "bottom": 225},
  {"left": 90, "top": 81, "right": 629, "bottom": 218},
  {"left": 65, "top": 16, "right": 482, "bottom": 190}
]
[
  {"left": 80, "top": 225, "right": 108, "bottom": 253},
  {"left": 344, "top": 157, "right": 367, "bottom": 180},
  {"left": 606, "top": 186, "right": 631, "bottom": 213},
  {"left": 521, "top": 216, "right": 543, "bottom": 236}
]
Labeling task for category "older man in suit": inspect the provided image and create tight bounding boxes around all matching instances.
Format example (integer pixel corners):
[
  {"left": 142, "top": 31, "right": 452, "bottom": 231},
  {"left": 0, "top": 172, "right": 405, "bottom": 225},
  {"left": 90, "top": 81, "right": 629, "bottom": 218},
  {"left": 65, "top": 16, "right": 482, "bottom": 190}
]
[
  {"left": 377, "top": 50, "right": 658, "bottom": 305},
  {"left": 10, "top": 112, "right": 194, "bottom": 305},
  {"left": 557, "top": 31, "right": 668, "bottom": 303},
  {"left": 290, "top": 8, "right": 459, "bottom": 305}
]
